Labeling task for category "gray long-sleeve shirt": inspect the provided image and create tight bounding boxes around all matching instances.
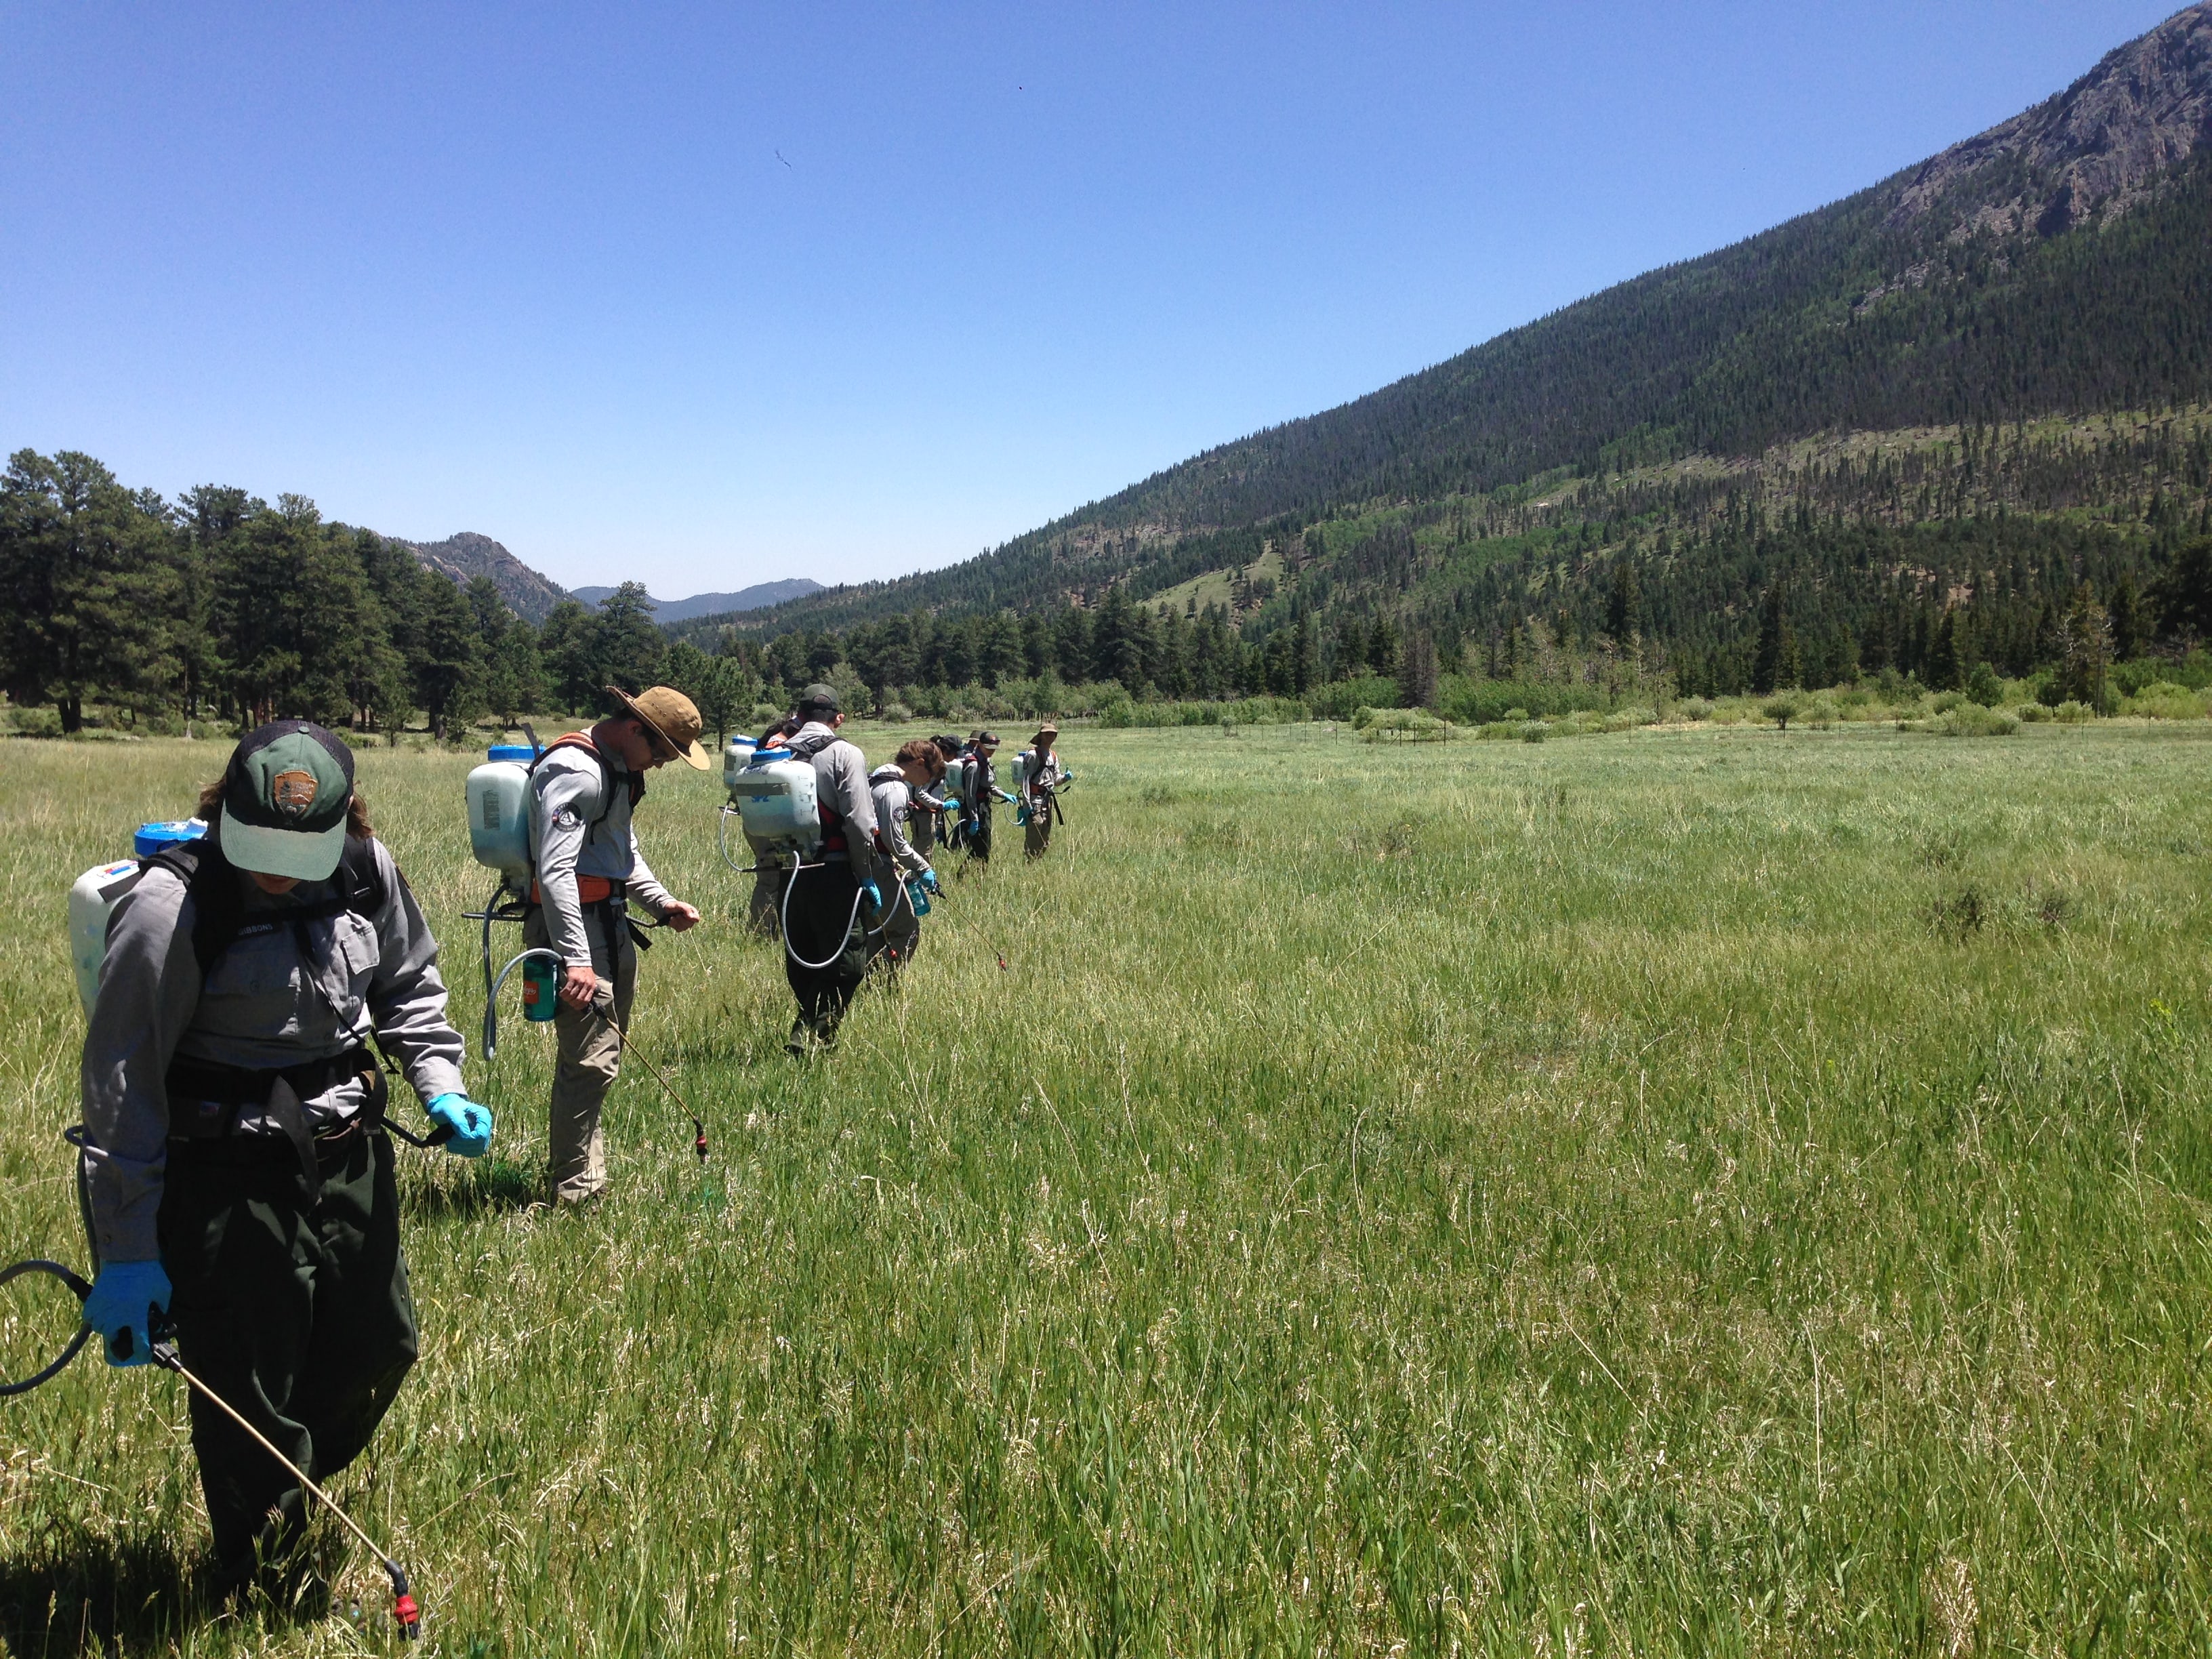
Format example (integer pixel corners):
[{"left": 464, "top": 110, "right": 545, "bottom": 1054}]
[
  {"left": 868, "top": 764, "right": 932, "bottom": 880},
  {"left": 1015, "top": 746, "right": 1064, "bottom": 800},
  {"left": 527, "top": 739, "right": 675, "bottom": 966},
  {"left": 79, "top": 836, "right": 467, "bottom": 1263},
  {"left": 787, "top": 723, "right": 876, "bottom": 853}
]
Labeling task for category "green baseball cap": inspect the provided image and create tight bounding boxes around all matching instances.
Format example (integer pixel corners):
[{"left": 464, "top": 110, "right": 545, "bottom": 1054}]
[{"left": 217, "top": 721, "right": 356, "bottom": 881}]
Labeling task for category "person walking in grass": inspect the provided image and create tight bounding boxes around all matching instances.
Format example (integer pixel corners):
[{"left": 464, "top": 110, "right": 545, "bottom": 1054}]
[
  {"left": 523, "top": 685, "right": 706, "bottom": 1204},
  {"left": 909, "top": 733, "right": 964, "bottom": 861},
  {"left": 78, "top": 720, "right": 495, "bottom": 1599},
  {"left": 867, "top": 739, "right": 947, "bottom": 973},
  {"left": 959, "top": 730, "right": 1015, "bottom": 863},
  {"left": 1014, "top": 722, "right": 1069, "bottom": 859},
  {"left": 779, "top": 683, "right": 880, "bottom": 1053}
]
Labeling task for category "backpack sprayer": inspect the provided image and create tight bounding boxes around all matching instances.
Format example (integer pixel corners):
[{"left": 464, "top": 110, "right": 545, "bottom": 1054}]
[
  {"left": 467, "top": 736, "right": 708, "bottom": 1162},
  {"left": 722, "top": 744, "right": 933, "bottom": 969},
  {"left": 22, "top": 817, "right": 428, "bottom": 1636}
]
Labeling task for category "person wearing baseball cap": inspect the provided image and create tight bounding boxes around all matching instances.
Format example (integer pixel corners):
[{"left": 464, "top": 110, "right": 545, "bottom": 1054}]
[
  {"left": 957, "top": 730, "right": 1016, "bottom": 864},
  {"left": 77, "top": 720, "right": 493, "bottom": 1597},
  {"left": 521, "top": 685, "right": 706, "bottom": 1204},
  {"left": 1014, "top": 722, "right": 1070, "bottom": 859},
  {"left": 775, "top": 682, "right": 882, "bottom": 1052}
]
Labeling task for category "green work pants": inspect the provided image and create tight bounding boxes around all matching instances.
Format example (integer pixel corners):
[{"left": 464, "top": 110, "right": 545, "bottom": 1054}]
[{"left": 157, "top": 1128, "right": 417, "bottom": 1582}]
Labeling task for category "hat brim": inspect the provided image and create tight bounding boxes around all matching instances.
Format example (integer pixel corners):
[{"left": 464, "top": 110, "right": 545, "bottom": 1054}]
[
  {"left": 611, "top": 687, "right": 712, "bottom": 769},
  {"left": 219, "top": 805, "right": 347, "bottom": 882}
]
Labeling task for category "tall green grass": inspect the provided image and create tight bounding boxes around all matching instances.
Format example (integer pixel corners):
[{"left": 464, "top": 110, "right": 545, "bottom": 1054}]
[{"left": 2, "top": 721, "right": 2210, "bottom": 1653}]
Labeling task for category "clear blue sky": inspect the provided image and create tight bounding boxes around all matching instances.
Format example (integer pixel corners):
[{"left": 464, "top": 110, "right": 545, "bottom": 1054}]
[{"left": 0, "top": 1, "right": 2185, "bottom": 598}]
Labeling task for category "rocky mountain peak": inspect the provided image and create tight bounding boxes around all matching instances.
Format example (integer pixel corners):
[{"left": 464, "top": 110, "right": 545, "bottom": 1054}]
[{"left": 1888, "top": 0, "right": 2212, "bottom": 234}]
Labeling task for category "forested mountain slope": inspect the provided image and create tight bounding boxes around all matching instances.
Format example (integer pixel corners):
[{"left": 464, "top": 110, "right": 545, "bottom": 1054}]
[{"left": 708, "top": 1, "right": 2212, "bottom": 653}]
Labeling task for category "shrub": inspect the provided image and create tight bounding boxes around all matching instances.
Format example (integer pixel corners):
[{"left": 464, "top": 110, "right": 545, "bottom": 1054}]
[
  {"left": 1760, "top": 693, "right": 1805, "bottom": 731},
  {"left": 1359, "top": 708, "right": 1456, "bottom": 742},
  {"left": 1965, "top": 662, "right": 2004, "bottom": 708},
  {"left": 1937, "top": 703, "right": 2018, "bottom": 737},
  {"left": 2017, "top": 703, "right": 2049, "bottom": 722},
  {"left": 1502, "top": 708, "right": 1530, "bottom": 722},
  {"left": 2050, "top": 701, "right": 2095, "bottom": 724},
  {"left": 1931, "top": 691, "right": 1966, "bottom": 714},
  {"left": 1520, "top": 722, "right": 1547, "bottom": 743},
  {"left": 1676, "top": 697, "right": 1714, "bottom": 722},
  {"left": 5, "top": 705, "right": 62, "bottom": 737},
  {"left": 2124, "top": 681, "right": 2211, "bottom": 720}
]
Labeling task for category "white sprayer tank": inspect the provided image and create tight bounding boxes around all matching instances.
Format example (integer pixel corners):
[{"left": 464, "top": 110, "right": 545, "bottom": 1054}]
[
  {"left": 722, "top": 736, "right": 758, "bottom": 794},
  {"left": 70, "top": 860, "right": 143, "bottom": 1015},
  {"left": 731, "top": 748, "right": 821, "bottom": 857},
  {"left": 467, "top": 744, "right": 536, "bottom": 878},
  {"left": 69, "top": 819, "right": 209, "bottom": 1017}
]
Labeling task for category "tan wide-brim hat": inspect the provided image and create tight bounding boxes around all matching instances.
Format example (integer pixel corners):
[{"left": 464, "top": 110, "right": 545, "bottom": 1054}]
[
  {"left": 1033, "top": 724, "right": 1061, "bottom": 745},
  {"left": 609, "top": 684, "right": 712, "bottom": 769}
]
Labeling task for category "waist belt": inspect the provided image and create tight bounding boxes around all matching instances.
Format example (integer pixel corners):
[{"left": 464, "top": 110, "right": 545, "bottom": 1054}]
[
  {"left": 167, "top": 1046, "right": 382, "bottom": 1121},
  {"left": 167, "top": 1044, "right": 390, "bottom": 1195},
  {"left": 531, "top": 876, "right": 626, "bottom": 905}
]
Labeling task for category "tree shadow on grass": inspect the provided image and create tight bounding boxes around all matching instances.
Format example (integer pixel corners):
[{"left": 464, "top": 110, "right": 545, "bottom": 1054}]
[
  {"left": 0, "top": 1527, "right": 205, "bottom": 1648},
  {"left": 403, "top": 1155, "right": 544, "bottom": 1220},
  {"left": 1, "top": 1526, "right": 373, "bottom": 1647}
]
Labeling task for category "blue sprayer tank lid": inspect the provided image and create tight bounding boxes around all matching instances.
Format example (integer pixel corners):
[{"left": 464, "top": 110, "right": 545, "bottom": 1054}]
[
  {"left": 487, "top": 744, "right": 536, "bottom": 762},
  {"left": 751, "top": 747, "right": 792, "bottom": 764},
  {"left": 134, "top": 819, "right": 208, "bottom": 858}
]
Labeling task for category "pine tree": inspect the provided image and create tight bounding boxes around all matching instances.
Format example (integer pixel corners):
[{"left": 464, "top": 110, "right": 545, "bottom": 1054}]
[
  {"left": 1397, "top": 628, "right": 1439, "bottom": 710},
  {"left": 0, "top": 449, "right": 179, "bottom": 731},
  {"left": 2057, "top": 586, "right": 2114, "bottom": 710},
  {"left": 591, "top": 582, "right": 667, "bottom": 695},
  {"left": 1926, "top": 609, "right": 1963, "bottom": 692},
  {"left": 415, "top": 569, "right": 485, "bottom": 739},
  {"left": 1605, "top": 556, "right": 1641, "bottom": 642},
  {"left": 2156, "top": 537, "right": 2212, "bottom": 641},
  {"left": 1751, "top": 587, "right": 1787, "bottom": 694},
  {"left": 2107, "top": 569, "right": 2143, "bottom": 661}
]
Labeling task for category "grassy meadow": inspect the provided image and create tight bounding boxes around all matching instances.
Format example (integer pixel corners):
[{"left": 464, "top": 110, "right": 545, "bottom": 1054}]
[{"left": 3, "top": 719, "right": 2211, "bottom": 1654}]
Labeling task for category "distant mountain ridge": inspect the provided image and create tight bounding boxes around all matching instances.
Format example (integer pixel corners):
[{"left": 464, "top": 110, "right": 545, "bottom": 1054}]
[
  {"left": 726, "top": 0, "right": 2212, "bottom": 640},
  {"left": 394, "top": 531, "right": 569, "bottom": 623},
  {"left": 571, "top": 579, "right": 823, "bottom": 621}
]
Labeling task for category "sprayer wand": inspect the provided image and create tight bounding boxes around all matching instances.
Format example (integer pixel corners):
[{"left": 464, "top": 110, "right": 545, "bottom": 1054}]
[
  {"left": 138, "top": 1324, "right": 422, "bottom": 1638},
  {"left": 601, "top": 1017, "right": 709, "bottom": 1163},
  {"left": 0, "top": 1258, "right": 423, "bottom": 1638}
]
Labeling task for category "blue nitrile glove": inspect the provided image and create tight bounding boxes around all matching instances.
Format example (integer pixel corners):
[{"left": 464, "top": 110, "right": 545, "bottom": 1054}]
[
  {"left": 83, "top": 1259, "right": 171, "bottom": 1368},
  {"left": 940, "top": 796, "right": 960, "bottom": 812},
  {"left": 1061, "top": 769, "right": 1075, "bottom": 783},
  {"left": 426, "top": 1093, "right": 494, "bottom": 1158},
  {"left": 918, "top": 867, "right": 941, "bottom": 894},
  {"left": 859, "top": 879, "right": 884, "bottom": 916},
  {"left": 995, "top": 789, "right": 1017, "bottom": 804},
  {"left": 1015, "top": 804, "right": 1031, "bottom": 825}
]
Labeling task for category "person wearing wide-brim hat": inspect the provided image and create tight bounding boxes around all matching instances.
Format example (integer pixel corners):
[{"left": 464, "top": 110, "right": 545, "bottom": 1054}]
[
  {"left": 78, "top": 720, "right": 493, "bottom": 1595},
  {"left": 522, "top": 684, "right": 706, "bottom": 1203},
  {"left": 1014, "top": 722, "right": 1069, "bottom": 860}
]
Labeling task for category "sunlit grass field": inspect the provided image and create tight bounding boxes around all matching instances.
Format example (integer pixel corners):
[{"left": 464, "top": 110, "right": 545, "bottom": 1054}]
[{"left": 3, "top": 720, "right": 2211, "bottom": 1654}]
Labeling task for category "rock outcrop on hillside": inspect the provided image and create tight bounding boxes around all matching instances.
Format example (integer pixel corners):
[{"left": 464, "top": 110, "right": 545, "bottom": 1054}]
[
  {"left": 1888, "top": 0, "right": 2212, "bottom": 234},
  {"left": 396, "top": 531, "right": 569, "bottom": 623}
]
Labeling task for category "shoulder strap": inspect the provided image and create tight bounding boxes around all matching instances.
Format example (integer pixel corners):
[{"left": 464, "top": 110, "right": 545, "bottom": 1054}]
[
  {"left": 529, "top": 731, "right": 641, "bottom": 829},
  {"left": 150, "top": 835, "right": 388, "bottom": 983}
]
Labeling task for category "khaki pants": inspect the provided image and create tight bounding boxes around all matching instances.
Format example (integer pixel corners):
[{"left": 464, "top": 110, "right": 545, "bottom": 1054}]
[
  {"left": 525, "top": 904, "right": 637, "bottom": 1203},
  {"left": 749, "top": 862, "right": 785, "bottom": 938},
  {"left": 1024, "top": 799, "right": 1054, "bottom": 859}
]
